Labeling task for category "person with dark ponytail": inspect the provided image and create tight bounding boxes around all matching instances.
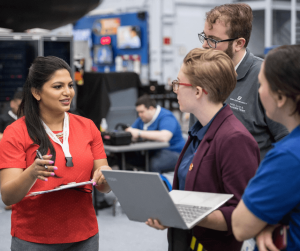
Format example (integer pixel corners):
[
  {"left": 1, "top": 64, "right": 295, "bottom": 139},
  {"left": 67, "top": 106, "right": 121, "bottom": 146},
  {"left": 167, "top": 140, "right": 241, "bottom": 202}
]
[
  {"left": 0, "top": 56, "right": 111, "bottom": 250},
  {"left": 232, "top": 45, "right": 300, "bottom": 251}
]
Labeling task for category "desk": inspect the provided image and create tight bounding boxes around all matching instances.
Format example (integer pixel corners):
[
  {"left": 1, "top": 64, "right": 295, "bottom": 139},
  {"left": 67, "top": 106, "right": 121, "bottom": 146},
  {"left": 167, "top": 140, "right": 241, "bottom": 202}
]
[
  {"left": 104, "top": 141, "right": 169, "bottom": 172},
  {"left": 103, "top": 141, "right": 170, "bottom": 216}
]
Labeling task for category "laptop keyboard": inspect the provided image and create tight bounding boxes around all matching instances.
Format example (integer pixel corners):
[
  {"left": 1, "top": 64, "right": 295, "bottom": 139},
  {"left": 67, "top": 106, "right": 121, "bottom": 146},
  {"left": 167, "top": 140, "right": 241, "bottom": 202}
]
[{"left": 175, "top": 204, "right": 212, "bottom": 223}]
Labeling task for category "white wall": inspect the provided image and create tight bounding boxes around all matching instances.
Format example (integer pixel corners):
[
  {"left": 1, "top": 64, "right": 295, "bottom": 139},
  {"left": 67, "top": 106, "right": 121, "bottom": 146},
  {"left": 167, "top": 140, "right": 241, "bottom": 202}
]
[
  {"left": 248, "top": 10, "right": 265, "bottom": 57},
  {"left": 91, "top": 0, "right": 147, "bottom": 14},
  {"left": 50, "top": 24, "right": 73, "bottom": 36},
  {"left": 161, "top": 4, "right": 211, "bottom": 84},
  {"left": 158, "top": 0, "right": 229, "bottom": 84}
]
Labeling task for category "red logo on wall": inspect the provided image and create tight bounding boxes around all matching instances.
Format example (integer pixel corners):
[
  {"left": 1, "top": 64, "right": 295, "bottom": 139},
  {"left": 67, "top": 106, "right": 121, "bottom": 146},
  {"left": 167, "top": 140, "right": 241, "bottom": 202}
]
[
  {"left": 100, "top": 36, "right": 112, "bottom": 45},
  {"left": 163, "top": 37, "right": 171, "bottom": 45}
]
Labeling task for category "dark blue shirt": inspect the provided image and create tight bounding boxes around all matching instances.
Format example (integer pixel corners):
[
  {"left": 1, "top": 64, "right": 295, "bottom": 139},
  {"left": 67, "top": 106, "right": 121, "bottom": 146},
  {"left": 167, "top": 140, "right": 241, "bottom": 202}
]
[
  {"left": 131, "top": 107, "right": 185, "bottom": 153},
  {"left": 243, "top": 125, "right": 300, "bottom": 251},
  {"left": 178, "top": 104, "right": 227, "bottom": 190}
]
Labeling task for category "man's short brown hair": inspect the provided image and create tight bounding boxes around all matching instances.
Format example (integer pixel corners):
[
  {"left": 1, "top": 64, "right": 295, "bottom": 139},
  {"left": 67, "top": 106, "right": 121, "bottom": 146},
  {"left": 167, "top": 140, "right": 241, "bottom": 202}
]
[
  {"left": 183, "top": 48, "right": 237, "bottom": 104},
  {"left": 135, "top": 94, "right": 157, "bottom": 108},
  {"left": 206, "top": 3, "right": 253, "bottom": 47}
]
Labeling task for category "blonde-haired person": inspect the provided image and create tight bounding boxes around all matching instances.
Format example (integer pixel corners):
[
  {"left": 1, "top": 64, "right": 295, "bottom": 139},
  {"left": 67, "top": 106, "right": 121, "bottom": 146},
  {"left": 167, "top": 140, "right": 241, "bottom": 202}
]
[
  {"left": 232, "top": 45, "right": 300, "bottom": 251},
  {"left": 146, "top": 48, "right": 260, "bottom": 251}
]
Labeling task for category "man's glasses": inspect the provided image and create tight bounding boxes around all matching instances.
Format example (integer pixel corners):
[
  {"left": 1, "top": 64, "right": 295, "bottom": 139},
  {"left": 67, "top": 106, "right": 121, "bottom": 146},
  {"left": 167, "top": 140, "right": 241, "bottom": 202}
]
[
  {"left": 198, "top": 32, "right": 238, "bottom": 49},
  {"left": 172, "top": 80, "right": 208, "bottom": 94}
]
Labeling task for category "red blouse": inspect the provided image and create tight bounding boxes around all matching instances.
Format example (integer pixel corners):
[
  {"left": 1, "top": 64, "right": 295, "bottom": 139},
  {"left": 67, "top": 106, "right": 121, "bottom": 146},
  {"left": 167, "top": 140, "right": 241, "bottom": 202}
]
[{"left": 0, "top": 113, "right": 106, "bottom": 244}]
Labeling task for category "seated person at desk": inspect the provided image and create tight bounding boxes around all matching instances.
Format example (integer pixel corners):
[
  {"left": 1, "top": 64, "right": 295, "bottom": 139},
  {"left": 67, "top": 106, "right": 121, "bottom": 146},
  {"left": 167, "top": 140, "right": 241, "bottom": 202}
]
[
  {"left": 146, "top": 48, "right": 260, "bottom": 251},
  {"left": 125, "top": 94, "right": 185, "bottom": 173},
  {"left": 0, "top": 90, "right": 22, "bottom": 141}
]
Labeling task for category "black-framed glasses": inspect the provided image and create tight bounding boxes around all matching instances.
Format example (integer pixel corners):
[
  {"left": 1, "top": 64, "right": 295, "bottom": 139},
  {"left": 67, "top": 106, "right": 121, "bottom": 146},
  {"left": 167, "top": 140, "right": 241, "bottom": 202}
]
[{"left": 198, "top": 32, "right": 238, "bottom": 49}]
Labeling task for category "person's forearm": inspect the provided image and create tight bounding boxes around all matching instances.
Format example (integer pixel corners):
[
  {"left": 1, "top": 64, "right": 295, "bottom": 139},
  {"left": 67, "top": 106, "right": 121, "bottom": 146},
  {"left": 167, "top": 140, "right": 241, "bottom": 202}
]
[
  {"left": 197, "top": 210, "right": 228, "bottom": 231},
  {"left": 232, "top": 200, "right": 267, "bottom": 241},
  {"left": 1, "top": 167, "right": 37, "bottom": 205},
  {"left": 140, "top": 130, "right": 170, "bottom": 142}
]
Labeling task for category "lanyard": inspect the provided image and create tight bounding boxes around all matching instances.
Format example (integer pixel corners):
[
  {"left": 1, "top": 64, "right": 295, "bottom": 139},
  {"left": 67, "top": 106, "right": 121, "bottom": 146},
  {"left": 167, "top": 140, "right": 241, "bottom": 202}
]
[{"left": 41, "top": 112, "right": 73, "bottom": 167}]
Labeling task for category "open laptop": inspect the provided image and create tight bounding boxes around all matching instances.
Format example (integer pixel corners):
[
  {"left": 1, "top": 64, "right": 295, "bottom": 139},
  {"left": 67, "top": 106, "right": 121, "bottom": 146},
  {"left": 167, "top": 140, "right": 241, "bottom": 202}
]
[{"left": 102, "top": 170, "right": 233, "bottom": 229}]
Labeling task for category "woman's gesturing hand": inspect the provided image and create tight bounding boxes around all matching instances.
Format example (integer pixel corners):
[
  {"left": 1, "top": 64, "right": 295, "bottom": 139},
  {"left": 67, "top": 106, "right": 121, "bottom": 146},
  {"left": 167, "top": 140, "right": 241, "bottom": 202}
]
[
  {"left": 30, "top": 154, "right": 58, "bottom": 181},
  {"left": 92, "top": 165, "right": 111, "bottom": 186}
]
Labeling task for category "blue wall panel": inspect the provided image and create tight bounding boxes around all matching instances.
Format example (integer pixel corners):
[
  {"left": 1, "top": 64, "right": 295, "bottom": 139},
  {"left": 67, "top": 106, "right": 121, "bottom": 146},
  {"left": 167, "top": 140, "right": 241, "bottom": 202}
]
[{"left": 74, "top": 12, "right": 148, "bottom": 72}]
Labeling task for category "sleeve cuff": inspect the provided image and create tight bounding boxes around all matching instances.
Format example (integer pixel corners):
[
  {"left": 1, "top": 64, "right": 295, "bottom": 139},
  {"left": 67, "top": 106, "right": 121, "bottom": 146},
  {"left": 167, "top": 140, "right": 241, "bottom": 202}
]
[
  {"left": 0, "top": 161, "right": 26, "bottom": 169},
  {"left": 218, "top": 205, "right": 235, "bottom": 236}
]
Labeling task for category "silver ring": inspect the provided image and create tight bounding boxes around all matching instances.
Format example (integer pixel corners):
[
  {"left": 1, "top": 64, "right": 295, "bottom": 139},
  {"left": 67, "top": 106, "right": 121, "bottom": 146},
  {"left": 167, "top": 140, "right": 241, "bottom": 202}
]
[{"left": 44, "top": 165, "right": 48, "bottom": 170}]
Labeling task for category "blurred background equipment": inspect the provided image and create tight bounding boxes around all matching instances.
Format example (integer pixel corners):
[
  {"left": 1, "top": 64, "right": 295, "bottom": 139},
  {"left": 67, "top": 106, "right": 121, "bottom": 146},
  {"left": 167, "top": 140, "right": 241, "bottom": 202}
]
[
  {"left": 0, "top": 0, "right": 102, "bottom": 32},
  {"left": 0, "top": 34, "right": 74, "bottom": 109}
]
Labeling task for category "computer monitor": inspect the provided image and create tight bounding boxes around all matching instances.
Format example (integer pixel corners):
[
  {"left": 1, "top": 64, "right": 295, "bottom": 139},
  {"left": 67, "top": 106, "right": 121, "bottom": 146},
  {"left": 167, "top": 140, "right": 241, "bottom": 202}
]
[{"left": 93, "top": 44, "right": 113, "bottom": 65}]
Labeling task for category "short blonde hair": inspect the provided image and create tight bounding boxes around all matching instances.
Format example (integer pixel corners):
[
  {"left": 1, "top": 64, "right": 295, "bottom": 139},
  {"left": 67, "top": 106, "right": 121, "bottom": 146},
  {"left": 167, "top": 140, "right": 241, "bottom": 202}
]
[{"left": 183, "top": 48, "right": 237, "bottom": 103}]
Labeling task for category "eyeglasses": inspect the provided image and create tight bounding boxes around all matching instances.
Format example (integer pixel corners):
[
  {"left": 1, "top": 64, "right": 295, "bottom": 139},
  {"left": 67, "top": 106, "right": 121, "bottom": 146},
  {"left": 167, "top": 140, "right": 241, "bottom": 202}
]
[
  {"left": 198, "top": 32, "right": 238, "bottom": 49},
  {"left": 172, "top": 80, "right": 192, "bottom": 92},
  {"left": 172, "top": 80, "right": 208, "bottom": 94}
]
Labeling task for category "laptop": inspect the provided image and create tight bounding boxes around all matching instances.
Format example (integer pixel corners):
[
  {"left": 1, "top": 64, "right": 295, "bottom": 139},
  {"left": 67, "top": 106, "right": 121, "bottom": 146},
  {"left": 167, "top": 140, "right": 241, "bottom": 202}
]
[{"left": 102, "top": 170, "right": 233, "bottom": 229}]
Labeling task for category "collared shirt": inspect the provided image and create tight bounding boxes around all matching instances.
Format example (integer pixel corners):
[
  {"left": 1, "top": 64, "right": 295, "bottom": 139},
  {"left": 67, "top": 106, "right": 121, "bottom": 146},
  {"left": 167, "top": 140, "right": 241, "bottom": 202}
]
[
  {"left": 178, "top": 104, "right": 227, "bottom": 190},
  {"left": 143, "top": 105, "right": 161, "bottom": 130},
  {"left": 131, "top": 106, "right": 185, "bottom": 153},
  {"left": 235, "top": 50, "right": 247, "bottom": 71},
  {"left": 0, "top": 111, "right": 16, "bottom": 133}
]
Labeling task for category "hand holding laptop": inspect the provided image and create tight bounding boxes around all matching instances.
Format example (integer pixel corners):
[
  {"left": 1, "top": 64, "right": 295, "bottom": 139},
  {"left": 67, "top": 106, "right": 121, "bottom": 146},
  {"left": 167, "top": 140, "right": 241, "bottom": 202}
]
[
  {"left": 102, "top": 170, "right": 232, "bottom": 230},
  {"left": 91, "top": 165, "right": 112, "bottom": 193},
  {"left": 146, "top": 218, "right": 167, "bottom": 230}
]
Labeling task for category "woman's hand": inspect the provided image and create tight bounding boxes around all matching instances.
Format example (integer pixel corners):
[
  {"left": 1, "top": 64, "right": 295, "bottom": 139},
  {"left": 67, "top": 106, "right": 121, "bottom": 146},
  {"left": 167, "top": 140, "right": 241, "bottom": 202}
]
[
  {"left": 92, "top": 165, "right": 111, "bottom": 186},
  {"left": 145, "top": 218, "right": 168, "bottom": 230},
  {"left": 29, "top": 154, "right": 58, "bottom": 181},
  {"left": 92, "top": 165, "right": 112, "bottom": 193},
  {"left": 256, "top": 224, "right": 280, "bottom": 251},
  {"left": 0, "top": 154, "right": 58, "bottom": 205}
]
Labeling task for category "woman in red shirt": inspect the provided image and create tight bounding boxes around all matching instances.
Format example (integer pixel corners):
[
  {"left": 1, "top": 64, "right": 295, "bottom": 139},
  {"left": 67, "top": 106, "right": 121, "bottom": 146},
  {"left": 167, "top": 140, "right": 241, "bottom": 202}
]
[{"left": 0, "top": 56, "right": 111, "bottom": 250}]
